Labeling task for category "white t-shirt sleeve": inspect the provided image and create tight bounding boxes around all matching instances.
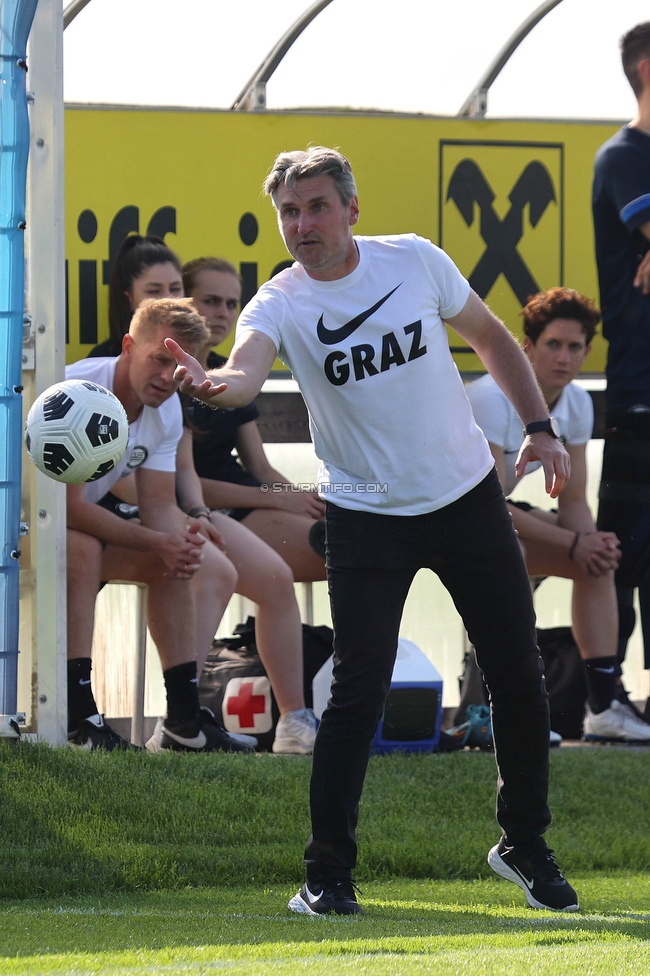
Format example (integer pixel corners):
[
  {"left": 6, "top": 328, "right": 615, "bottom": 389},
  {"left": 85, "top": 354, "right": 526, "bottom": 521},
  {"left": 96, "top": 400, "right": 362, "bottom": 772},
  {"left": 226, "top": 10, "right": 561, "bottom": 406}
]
[
  {"left": 140, "top": 431, "right": 180, "bottom": 471},
  {"left": 140, "top": 397, "right": 183, "bottom": 472},
  {"left": 466, "top": 376, "right": 513, "bottom": 448},
  {"left": 414, "top": 237, "right": 471, "bottom": 319},
  {"left": 236, "top": 282, "right": 284, "bottom": 353},
  {"left": 564, "top": 386, "right": 594, "bottom": 445}
]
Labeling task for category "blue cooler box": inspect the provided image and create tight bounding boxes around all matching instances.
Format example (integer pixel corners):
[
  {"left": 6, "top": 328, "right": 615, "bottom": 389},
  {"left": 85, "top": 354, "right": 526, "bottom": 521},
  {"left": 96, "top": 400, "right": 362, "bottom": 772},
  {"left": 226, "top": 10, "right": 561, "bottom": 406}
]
[{"left": 312, "top": 638, "right": 443, "bottom": 754}]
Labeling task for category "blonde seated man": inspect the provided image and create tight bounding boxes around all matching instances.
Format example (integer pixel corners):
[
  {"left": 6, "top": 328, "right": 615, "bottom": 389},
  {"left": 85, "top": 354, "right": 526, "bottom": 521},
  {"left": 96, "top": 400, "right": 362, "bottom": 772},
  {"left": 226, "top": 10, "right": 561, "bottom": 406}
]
[
  {"left": 467, "top": 287, "right": 650, "bottom": 742},
  {"left": 66, "top": 298, "right": 252, "bottom": 752},
  {"left": 100, "top": 423, "right": 318, "bottom": 756}
]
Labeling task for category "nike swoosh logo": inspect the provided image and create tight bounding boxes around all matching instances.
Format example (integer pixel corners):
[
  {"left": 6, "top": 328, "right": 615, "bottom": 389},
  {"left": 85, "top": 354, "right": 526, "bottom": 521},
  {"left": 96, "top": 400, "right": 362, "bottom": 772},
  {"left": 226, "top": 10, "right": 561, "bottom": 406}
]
[
  {"left": 79, "top": 679, "right": 92, "bottom": 686},
  {"left": 316, "top": 284, "right": 401, "bottom": 345},
  {"left": 162, "top": 727, "right": 207, "bottom": 749},
  {"left": 512, "top": 866, "right": 535, "bottom": 890},
  {"left": 593, "top": 666, "right": 616, "bottom": 674},
  {"left": 304, "top": 886, "right": 322, "bottom": 905}
]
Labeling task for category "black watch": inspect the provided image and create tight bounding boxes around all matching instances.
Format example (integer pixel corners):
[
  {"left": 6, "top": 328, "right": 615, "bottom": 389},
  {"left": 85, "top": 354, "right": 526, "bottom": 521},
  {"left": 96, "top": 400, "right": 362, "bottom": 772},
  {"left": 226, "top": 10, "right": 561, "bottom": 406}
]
[{"left": 525, "top": 418, "right": 560, "bottom": 439}]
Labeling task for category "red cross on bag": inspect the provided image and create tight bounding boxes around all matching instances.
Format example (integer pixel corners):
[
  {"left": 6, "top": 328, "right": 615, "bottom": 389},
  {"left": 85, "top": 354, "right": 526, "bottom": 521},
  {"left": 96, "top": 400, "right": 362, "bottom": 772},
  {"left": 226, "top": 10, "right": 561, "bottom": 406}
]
[{"left": 223, "top": 676, "right": 273, "bottom": 734}]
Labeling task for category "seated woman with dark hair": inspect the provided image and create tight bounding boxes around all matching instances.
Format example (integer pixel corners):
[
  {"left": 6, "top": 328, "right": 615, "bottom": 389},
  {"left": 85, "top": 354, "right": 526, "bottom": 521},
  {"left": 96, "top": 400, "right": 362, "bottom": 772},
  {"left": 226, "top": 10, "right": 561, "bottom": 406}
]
[
  {"left": 89, "top": 234, "right": 183, "bottom": 358},
  {"left": 182, "top": 256, "right": 326, "bottom": 583},
  {"left": 468, "top": 286, "right": 650, "bottom": 743}
]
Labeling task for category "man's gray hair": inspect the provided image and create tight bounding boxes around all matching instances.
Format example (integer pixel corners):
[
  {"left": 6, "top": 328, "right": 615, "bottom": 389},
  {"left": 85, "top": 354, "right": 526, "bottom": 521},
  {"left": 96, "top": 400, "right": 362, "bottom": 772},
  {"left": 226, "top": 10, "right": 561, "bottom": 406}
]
[{"left": 263, "top": 147, "right": 357, "bottom": 206}]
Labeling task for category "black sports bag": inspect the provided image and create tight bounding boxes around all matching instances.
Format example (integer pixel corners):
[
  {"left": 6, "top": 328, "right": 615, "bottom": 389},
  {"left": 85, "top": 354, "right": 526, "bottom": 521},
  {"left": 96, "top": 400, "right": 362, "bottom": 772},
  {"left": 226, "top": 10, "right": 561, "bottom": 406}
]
[{"left": 198, "top": 616, "right": 333, "bottom": 751}]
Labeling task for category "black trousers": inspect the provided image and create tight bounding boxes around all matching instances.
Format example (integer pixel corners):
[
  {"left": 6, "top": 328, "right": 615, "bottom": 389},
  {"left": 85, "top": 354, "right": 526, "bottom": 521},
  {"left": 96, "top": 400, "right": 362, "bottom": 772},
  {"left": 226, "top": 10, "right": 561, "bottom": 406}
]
[{"left": 305, "top": 468, "right": 551, "bottom": 882}]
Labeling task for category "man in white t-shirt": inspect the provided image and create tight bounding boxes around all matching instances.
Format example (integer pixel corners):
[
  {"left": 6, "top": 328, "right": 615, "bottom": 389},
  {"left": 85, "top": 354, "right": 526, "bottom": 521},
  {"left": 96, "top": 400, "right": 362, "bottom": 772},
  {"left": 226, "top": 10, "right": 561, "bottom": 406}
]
[
  {"left": 65, "top": 297, "right": 250, "bottom": 754},
  {"left": 167, "top": 148, "right": 578, "bottom": 914},
  {"left": 468, "top": 288, "right": 650, "bottom": 743}
]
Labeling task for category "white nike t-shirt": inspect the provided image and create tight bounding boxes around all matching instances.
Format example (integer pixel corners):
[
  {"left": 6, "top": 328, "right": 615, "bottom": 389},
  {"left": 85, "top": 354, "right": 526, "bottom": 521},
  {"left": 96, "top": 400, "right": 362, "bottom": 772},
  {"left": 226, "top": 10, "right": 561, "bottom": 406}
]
[
  {"left": 236, "top": 234, "right": 494, "bottom": 515},
  {"left": 65, "top": 356, "right": 183, "bottom": 504},
  {"left": 467, "top": 373, "right": 593, "bottom": 495}
]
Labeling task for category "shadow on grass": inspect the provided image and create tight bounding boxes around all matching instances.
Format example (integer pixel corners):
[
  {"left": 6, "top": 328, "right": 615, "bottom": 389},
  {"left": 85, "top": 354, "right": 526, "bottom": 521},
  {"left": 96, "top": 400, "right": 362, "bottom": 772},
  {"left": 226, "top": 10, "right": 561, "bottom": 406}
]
[
  {"left": 1, "top": 880, "right": 650, "bottom": 959},
  {"left": 0, "top": 745, "right": 118, "bottom": 898},
  {"left": 0, "top": 742, "right": 312, "bottom": 897},
  {"left": 2, "top": 743, "right": 650, "bottom": 902}
]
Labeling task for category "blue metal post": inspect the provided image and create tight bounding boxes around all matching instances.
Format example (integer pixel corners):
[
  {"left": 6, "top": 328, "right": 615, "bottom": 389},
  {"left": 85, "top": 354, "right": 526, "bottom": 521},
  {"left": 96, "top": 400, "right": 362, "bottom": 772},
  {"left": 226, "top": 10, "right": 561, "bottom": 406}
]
[{"left": 0, "top": 0, "right": 39, "bottom": 715}]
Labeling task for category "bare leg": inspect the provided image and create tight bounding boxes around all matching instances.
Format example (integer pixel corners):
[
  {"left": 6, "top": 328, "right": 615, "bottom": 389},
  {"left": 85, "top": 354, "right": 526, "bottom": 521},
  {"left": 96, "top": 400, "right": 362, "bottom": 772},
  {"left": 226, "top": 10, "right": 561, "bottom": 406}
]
[
  {"left": 241, "top": 509, "right": 326, "bottom": 583},
  {"left": 101, "top": 547, "right": 198, "bottom": 671},
  {"left": 67, "top": 528, "right": 104, "bottom": 660},
  {"left": 571, "top": 575, "right": 618, "bottom": 661},
  {"left": 522, "top": 539, "right": 618, "bottom": 659},
  {"left": 190, "top": 540, "right": 238, "bottom": 674},
  {"left": 211, "top": 512, "right": 305, "bottom": 715},
  {"left": 70, "top": 529, "right": 235, "bottom": 671}
]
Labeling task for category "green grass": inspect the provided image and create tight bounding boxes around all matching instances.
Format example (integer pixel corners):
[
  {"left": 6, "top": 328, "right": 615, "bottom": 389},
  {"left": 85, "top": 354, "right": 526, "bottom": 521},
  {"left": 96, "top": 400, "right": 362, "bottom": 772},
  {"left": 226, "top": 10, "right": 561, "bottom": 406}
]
[
  {"left": 1, "top": 742, "right": 650, "bottom": 898},
  {"left": 2, "top": 743, "right": 650, "bottom": 972},
  {"left": 2, "top": 877, "right": 650, "bottom": 974}
]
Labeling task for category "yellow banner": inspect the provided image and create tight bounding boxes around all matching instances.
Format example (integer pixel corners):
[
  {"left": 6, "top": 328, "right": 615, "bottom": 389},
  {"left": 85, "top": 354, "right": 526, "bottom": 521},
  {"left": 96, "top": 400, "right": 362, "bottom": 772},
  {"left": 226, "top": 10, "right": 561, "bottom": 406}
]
[{"left": 65, "top": 108, "right": 619, "bottom": 371}]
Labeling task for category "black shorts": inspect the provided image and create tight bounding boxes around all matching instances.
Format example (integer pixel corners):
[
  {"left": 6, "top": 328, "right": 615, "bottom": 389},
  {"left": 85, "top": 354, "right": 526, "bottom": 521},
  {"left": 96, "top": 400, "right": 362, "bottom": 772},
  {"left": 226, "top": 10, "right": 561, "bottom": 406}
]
[
  {"left": 508, "top": 499, "right": 535, "bottom": 513},
  {"left": 97, "top": 490, "right": 140, "bottom": 521},
  {"left": 507, "top": 500, "right": 557, "bottom": 515},
  {"left": 218, "top": 506, "right": 255, "bottom": 523}
]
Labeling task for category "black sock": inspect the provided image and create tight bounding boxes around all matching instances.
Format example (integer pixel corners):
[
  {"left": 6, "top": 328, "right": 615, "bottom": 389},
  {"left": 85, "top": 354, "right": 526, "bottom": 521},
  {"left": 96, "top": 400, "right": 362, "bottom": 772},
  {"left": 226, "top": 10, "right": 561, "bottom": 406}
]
[
  {"left": 585, "top": 656, "right": 621, "bottom": 714},
  {"left": 67, "top": 658, "right": 99, "bottom": 731},
  {"left": 164, "top": 661, "right": 200, "bottom": 725}
]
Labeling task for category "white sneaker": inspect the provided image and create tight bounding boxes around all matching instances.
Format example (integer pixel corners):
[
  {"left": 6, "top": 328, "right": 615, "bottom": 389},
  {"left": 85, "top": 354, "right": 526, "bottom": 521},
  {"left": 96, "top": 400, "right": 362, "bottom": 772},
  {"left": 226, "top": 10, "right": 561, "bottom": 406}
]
[
  {"left": 145, "top": 716, "right": 165, "bottom": 753},
  {"left": 583, "top": 699, "right": 650, "bottom": 743},
  {"left": 272, "top": 707, "right": 317, "bottom": 754},
  {"left": 550, "top": 729, "right": 562, "bottom": 747}
]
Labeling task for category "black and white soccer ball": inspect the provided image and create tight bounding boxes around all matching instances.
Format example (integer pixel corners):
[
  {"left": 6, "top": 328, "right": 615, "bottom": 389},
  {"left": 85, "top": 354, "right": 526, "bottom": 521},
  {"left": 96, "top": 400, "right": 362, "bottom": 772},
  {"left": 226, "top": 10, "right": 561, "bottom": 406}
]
[{"left": 24, "top": 379, "right": 128, "bottom": 484}]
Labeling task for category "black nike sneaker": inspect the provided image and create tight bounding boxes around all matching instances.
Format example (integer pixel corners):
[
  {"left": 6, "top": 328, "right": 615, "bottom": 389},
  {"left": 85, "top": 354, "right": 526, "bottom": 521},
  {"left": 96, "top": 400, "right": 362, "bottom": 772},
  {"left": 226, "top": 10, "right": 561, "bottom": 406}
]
[
  {"left": 288, "top": 879, "right": 364, "bottom": 916},
  {"left": 68, "top": 714, "right": 137, "bottom": 751},
  {"left": 148, "top": 706, "right": 254, "bottom": 753},
  {"left": 488, "top": 836, "right": 579, "bottom": 911}
]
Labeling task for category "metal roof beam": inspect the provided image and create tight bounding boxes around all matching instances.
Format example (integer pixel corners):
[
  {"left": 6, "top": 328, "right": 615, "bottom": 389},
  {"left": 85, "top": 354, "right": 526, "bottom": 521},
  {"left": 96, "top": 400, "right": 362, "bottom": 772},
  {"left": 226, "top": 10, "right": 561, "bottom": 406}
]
[
  {"left": 231, "top": 0, "right": 335, "bottom": 111},
  {"left": 63, "top": 0, "right": 93, "bottom": 30},
  {"left": 458, "top": 0, "right": 564, "bottom": 118}
]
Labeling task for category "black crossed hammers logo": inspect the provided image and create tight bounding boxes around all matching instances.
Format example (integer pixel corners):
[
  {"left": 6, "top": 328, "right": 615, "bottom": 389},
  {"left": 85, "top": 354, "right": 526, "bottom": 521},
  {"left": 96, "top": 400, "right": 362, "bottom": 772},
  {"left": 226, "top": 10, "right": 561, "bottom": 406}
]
[{"left": 446, "top": 159, "right": 556, "bottom": 306}]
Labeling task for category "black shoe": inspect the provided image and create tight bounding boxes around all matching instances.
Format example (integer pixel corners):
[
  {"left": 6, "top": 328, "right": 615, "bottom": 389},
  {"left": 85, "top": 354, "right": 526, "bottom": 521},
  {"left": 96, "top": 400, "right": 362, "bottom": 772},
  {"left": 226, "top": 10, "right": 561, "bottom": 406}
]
[
  {"left": 153, "top": 706, "right": 255, "bottom": 753},
  {"left": 288, "top": 879, "right": 364, "bottom": 916},
  {"left": 488, "top": 836, "right": 578, "bottom": 911},
  {"left": 68, "top": 714, "right": 136, "bottom": 751}
]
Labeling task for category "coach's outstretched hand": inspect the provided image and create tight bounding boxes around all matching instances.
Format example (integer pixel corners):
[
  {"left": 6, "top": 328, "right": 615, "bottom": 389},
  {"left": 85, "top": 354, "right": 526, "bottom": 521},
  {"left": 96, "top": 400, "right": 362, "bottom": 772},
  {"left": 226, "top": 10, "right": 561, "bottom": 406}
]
[
  {"left": 515, "top": 433, "right": 571, "bottom": 499},
  {"left": 165, "top": 337, "right": 228, "bottom": 403}
]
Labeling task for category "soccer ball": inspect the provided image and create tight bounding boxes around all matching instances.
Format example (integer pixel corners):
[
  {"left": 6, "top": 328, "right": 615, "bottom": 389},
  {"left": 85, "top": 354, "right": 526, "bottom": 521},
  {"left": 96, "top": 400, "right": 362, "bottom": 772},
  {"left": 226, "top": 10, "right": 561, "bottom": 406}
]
[{"left": 24, "top": 379, "right": 128, "bottom": 484}]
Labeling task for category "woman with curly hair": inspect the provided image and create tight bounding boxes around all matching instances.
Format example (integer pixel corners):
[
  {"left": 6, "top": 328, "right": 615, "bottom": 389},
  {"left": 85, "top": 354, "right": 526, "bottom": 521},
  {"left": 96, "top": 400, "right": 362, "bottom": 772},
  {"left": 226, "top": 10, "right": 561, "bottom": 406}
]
[{"left": 468, "top": 287, "right": 650, "bottom": 743}]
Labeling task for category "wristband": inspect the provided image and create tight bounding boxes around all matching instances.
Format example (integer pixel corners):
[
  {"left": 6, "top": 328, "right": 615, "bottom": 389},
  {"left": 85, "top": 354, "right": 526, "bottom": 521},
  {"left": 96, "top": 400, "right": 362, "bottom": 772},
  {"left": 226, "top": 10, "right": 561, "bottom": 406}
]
[
  {"left": 568, "top": 531, "right": 580, "bottom": 560},
  {"left": 187, "top": 506, "right": 210, "bottom": 519},
  {"left": 524, "top": 417, "right": 561, "bottom": 439}
]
